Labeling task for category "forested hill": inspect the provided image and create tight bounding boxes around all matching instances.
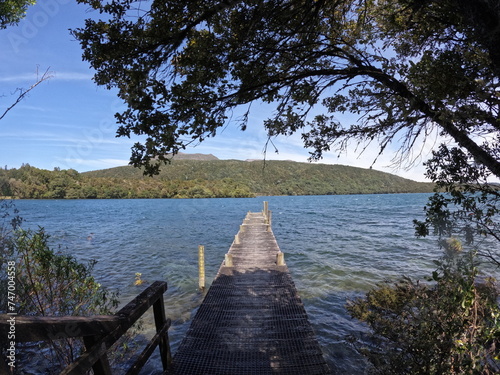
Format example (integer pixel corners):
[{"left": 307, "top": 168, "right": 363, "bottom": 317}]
[{"left": 0, "top": 160, "right": 434, "bottom": 199}]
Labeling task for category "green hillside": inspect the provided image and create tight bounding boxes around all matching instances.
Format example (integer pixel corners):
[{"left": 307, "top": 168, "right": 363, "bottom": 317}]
[
  {"left": 0, "top": 159, "right": 434, "bottom": 199},
  {"left": 0, "top": 160, "right": 434, "bottom": 199},
  {"left": 83, "top": 159, "right": 435, "bottom": 196}
]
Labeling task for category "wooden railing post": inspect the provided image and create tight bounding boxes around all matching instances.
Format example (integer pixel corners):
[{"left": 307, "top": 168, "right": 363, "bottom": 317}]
[
  {"left": 153, "top": 295, "right": 172, "bottom": 372},
  {"left": 83, "top": 335, "right": 112, "bottom": 375}
]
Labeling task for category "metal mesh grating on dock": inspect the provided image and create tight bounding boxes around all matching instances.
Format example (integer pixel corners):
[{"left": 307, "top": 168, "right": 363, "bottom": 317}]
[{"left": 170, "top": 210, "right": 331, "bottom": 374}]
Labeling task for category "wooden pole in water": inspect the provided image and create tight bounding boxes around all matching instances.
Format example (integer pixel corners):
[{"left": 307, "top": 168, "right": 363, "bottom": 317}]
[
  {"left": 198, "top": 245, "right": 205, "bottom": 291},
  {"left": 225, "top": 253, "right": 233, "bottom": 267},
  {"left": 276, "top": 252, "right": 285, "bottom": 266}
]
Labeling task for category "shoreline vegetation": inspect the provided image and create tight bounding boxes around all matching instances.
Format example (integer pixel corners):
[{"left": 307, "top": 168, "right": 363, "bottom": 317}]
[{"left": 0, "top": 157, "right": 435, "bottom": 200}]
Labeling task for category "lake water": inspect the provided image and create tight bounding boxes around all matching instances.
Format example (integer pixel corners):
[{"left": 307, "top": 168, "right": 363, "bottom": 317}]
[{"left": 11, "top": 194, "right": 455, "bottom": 373}]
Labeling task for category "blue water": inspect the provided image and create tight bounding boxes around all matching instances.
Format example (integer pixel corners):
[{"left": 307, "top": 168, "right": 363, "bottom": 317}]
[{"left": 11, "top": 194, "right": 447, "bottom": 373}]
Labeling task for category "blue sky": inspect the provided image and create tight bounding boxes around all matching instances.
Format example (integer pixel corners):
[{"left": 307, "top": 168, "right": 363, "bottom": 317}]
[{"left": 0, "top": 1, "right": 432, "bottom": 181}]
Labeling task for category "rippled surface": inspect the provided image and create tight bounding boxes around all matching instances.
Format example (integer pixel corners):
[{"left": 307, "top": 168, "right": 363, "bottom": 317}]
[{"left": 13, "top": 194, "right": 442, "bottom": 374}]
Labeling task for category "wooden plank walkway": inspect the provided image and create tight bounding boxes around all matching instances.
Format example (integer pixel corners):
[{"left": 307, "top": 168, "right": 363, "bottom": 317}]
[{"left": 170, "top": 207, "right": 331, "bottom": 374}]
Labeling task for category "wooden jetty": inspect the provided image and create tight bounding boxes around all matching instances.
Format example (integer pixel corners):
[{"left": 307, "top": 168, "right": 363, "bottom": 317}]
[
  {"left": 0, "top": 203, "right": 330, "bottom": 374},
  {"left": 171, "top": 204, "right": 331, "bottom": 374}
]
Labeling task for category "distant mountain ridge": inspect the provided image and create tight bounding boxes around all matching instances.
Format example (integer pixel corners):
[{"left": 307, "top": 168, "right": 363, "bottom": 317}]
[
  {"left": 0, "top": 156, "right": 435, "bottom": 199},
  {"left": 170, "top": 152, "right": 219, "bottom": 161},
  {"left": 83, "top": 155, "right": 435, "bottom": 196}
]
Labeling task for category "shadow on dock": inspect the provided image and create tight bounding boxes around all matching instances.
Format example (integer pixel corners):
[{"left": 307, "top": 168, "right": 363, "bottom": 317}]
[
  {"left": 172, "top": 269, "right": 331, "bottom": 374},
  {"left": 171, "top": 205, "right": 331, "bottom": 374}
]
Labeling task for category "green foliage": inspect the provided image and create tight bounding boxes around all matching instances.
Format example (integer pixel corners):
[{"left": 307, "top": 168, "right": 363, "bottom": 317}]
[
  {"left": 0, "top": 0, "right": 35, "bottom": 29},
  {"left": 348, "top": 246, "right": 500, "bottom": 374},
  {"left": 72, "top": 0, "right": 500, "bottom": 181},
  {"left": 0, "top": 203, "right": 119, "bottom": 370},
  {"left": 6, "top": 228, "right": 118, "bottom": 316},
  {"left": 0, "top": 161, "right": 434, "bottom": 199},
  {"left": 414, "top": 145, "right": 500, "bottom": 266}
]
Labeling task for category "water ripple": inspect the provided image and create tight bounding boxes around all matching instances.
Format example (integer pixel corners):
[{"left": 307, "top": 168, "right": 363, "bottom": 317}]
[{"left": 11, "top": 194, "right": 461, "bottom": 374}]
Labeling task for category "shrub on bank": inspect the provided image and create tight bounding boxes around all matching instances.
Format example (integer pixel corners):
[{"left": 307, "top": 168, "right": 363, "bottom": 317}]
[{"left": 348, "top": 242, "right": 500, "bottom": 374}]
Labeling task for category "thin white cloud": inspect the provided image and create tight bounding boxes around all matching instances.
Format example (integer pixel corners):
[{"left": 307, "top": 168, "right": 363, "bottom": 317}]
[
  {"left": 0, "top": 73, "right": 40, "bottom": 82},
  {"left": 55, "top": 158, "right": 130, "bottom": 171},
  {"left": 15, "top": 104, "right": 48, "bottom": 112},
  {"left": 0, "top": 71, "right": 92, "bottom": 83},
  {"left": 52, "top": 72, "right": 93, "bottom": 81},
  {"left": 60, "top": 158, "right": 129, "bottom": 166},
  {"left": 0, "top": 131, "right": 131, "bottom": 147}
]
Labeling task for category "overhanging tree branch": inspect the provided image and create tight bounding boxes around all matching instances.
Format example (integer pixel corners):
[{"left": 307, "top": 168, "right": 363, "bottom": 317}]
[
  {"left": 359, "top": 63, "right": 500, "bottom": 179},
  {"left": 73, "top": 0, "right": 500, "bottom": 181}
]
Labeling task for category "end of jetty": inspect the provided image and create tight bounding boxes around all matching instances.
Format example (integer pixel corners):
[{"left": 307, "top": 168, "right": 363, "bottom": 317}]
[{"left": 1, "top": 202, "right": 331, "bottom": 374}]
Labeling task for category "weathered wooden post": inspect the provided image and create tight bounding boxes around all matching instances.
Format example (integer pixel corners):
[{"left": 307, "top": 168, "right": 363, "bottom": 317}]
[
  {"left": 263, "top": 201, "right": 269, "bottom": 222},
  {"left": 82, "top": 336, "right": 112, "bottom": 375},
  {"left": 153, "top": 294, "right": 173, "bottom": 371},
  {"left": 225, "top": 253, "right": 233, "bottom": 267},
  {"left": 234, "top": 233, "right": 240, "bottom": 244},
  {"left": 198, "top": 245, "right": 205, "bottom": 291},
  {"left": 276, "top": 252, "right": 285, "bottom": 266}
]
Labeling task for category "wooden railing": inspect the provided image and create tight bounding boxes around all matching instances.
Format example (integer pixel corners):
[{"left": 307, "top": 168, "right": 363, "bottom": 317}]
[{"left": 0, "top": 281, "right": 171, "bottom": 375}]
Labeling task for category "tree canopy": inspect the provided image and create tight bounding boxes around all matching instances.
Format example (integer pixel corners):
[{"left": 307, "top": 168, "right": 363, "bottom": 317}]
[
  {"left": 73, "top": 0, "right": 500, "bottom": 262},
  {"left": 73, "top": 0, "right": 500, "bottom": 175},
  {"left": 0, "top": 0, "right": 35, "bottom": 29}
]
